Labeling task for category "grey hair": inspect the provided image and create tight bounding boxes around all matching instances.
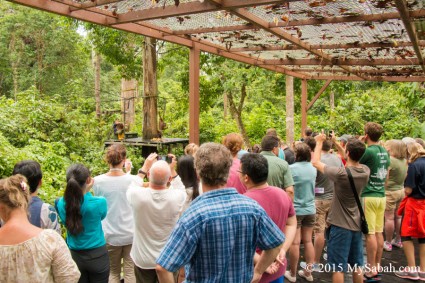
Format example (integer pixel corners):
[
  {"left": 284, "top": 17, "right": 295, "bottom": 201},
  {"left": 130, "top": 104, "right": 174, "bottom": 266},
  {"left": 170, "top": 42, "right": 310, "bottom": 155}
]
[{"left": 194, "top": 143, "right": 232, "bottom": 187}]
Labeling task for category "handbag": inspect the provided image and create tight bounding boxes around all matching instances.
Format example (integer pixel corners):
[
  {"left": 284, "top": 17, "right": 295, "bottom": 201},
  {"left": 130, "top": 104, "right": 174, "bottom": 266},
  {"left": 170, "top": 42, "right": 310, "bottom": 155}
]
[{"left": 346, "top": 168, "right": 369, "bottom": 235}]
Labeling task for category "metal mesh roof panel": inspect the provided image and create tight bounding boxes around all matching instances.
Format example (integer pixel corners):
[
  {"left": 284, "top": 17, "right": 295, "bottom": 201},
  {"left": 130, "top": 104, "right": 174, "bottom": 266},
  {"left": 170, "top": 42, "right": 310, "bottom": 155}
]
[{"left": 16, "top": 0, "right": 425, "bottom": 82}]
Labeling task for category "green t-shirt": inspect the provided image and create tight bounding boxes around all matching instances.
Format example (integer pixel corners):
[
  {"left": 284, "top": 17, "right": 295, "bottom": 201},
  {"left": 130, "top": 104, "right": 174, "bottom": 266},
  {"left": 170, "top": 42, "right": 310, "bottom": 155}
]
[
  {"left": 386, "top": 157, "right": 408, "bottom": 191},
  {"left": 260, "top": 151, "right": 294, "bottom": 190},
  {"left": 360, "top": 145, "right": 390, "bottom": 197}
]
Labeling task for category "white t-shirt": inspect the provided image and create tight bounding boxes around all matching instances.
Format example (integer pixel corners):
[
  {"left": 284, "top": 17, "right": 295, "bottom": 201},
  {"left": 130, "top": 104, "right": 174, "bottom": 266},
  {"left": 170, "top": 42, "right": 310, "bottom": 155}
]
[
  {"left": 126, "top": 184, "right": 186, "bottom": 269},
  {"left": 93, "top": 174, "right": 142, "bottom": 246}
]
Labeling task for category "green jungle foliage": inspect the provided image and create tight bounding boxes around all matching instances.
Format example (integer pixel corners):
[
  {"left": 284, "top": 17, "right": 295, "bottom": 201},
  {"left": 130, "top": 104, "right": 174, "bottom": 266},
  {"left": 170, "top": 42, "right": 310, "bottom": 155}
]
[{"left": 0, "top": 1, "right": 424, "bottom": 205}]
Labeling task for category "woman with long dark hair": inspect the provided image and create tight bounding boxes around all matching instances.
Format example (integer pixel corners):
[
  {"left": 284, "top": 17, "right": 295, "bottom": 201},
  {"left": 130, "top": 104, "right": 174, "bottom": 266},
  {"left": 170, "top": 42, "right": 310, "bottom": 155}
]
[
  {"left": 175, "top": 155, "right": 200, "bottom": 283},
  {"left": 56, "top": 164, "right": 109, "bottom": 283},
  {"left": 177, "top": 155, "right": 199, "bottom": 212}
]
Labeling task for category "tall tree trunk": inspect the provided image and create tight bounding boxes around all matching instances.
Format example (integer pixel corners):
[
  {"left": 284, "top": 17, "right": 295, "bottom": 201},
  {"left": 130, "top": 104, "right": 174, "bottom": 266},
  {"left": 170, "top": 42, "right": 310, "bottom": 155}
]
[
  {"left": 330, "top": 91, "right": 335, "bottom": 110},
  {"left": 286, "top": 75, "right": 294, "bottom": 146},
  {"left": 223, "top": 93, "right": 228, "bottom": 119},
  {"left": 142, "top": 37, "right": 159, "bottom": 140},
  {"left": 35, "top": 30, "right": 45, "bottom": 93},
  {"left": 227, "top": 83, "right": 250, "bottom": 147},
  {"left": 9, "top": 34, "right": 19, "bottom": 101},
  {"left": 121, "top": 78, "right": 137, "bottom": 127},
  {"left": 93, "top": 50, "right": 101, "bottom": 119}
]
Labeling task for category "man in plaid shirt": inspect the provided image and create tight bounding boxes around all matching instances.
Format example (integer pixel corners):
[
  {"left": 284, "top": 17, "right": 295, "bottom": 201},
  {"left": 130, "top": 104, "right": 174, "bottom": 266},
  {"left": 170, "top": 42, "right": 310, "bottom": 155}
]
[{"left": 156, "top": 142, "right": 285, "bottom": 283}]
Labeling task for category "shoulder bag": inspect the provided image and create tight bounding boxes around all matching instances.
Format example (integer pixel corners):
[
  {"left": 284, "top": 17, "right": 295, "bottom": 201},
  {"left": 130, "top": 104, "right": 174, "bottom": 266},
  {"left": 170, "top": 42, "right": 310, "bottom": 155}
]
[{"left": 346, "top": 168, "right": 369, "bottom": 235}]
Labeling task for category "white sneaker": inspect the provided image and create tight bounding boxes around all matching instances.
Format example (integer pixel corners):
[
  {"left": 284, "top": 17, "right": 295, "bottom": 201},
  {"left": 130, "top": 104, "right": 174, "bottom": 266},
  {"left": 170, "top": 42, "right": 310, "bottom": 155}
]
[
  {"left": 300, "top": 261, "right": 320, "bottom": 272},
  {"left": 284, "top": 270, "right": 296, "bottom": 283},
  {"left": 298, "top": 269, "right": 314, "bottom": 282}
]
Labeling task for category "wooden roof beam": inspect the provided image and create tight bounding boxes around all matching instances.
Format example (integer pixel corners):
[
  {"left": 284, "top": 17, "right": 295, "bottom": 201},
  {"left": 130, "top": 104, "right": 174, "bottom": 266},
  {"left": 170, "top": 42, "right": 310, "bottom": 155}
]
[
  {"left": 273, "top": 9, "right": 425, "bottom": 28},
  {"left": 395, "top": 0, "right": 425, "bottom": 72},
  {"left": 230, "top": 41, "right": 425, "bottom": 52},
  {"left": 172, "top": 10, "right": 425, "bottom": 35},
  {"left": 286, "top": 68, "right": 422, "bottom": 75},
  {"left": 112, "top": 0, "right": 297, "bottom": 25},
  {"left": 79, "top": 0, "right": 120, "bottom": 9},
  {"left": 307, "top": 79, "right": 332, "bottom": 111},
  {"left": 262, "top": 58, "right": 420, "bottom": 65},
  {"left": 309, "top": 75, "right": 425, "bottom": 82},
  {"left": 75, "top": 0, "right": 300, "bottom": 12}
]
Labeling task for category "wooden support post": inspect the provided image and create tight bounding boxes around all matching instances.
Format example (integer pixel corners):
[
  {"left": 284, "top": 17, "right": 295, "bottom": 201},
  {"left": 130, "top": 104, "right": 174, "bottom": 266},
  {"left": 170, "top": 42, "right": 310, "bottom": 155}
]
[
  {"left": 301, "top": 79, "right": 308, "bottom": 138},
  {"left": 189, "top": 47, "right": 200, "bottom": 145},
  {"left": 286, "top": 76, "right": 294, "bottom": 145}
]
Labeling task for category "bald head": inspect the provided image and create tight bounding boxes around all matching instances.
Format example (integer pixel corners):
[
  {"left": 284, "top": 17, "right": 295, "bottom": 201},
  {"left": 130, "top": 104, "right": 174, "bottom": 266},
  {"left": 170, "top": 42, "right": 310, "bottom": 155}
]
[{"left": 149, "top": 160, "right": 171, "bottom": 187}]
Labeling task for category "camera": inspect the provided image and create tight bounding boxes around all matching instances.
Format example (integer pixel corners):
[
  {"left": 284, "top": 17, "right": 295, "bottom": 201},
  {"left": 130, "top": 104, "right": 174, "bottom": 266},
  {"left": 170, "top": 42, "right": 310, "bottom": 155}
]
[
  {"left": 325, "top": 130, "right": 334, "bottom": 138},
  {"left": 157, "top": 155, "right": 172, "bottom": 164}
]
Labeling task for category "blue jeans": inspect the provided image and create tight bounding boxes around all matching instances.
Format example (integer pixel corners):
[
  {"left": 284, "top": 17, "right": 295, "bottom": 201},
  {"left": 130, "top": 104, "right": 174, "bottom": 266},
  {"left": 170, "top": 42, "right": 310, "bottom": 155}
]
[
  {"left": 270, "top": 276, "right": 284, "bottom": 283},
  {"left": 326, "top": 225, "right": 364, "bottom": 272}
]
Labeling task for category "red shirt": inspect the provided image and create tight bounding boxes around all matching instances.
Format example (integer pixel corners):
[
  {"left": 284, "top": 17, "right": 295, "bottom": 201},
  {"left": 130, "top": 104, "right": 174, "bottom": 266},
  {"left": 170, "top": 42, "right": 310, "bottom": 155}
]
[{"left": 245, "top": 186, "right": 295, "bottom": 282}]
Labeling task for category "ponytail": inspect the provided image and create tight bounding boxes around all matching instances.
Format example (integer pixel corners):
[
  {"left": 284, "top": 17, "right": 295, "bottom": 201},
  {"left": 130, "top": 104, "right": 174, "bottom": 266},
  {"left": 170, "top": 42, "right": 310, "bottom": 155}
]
[{"left": 64, "top": 164, "right": 90, "bottom": 235}]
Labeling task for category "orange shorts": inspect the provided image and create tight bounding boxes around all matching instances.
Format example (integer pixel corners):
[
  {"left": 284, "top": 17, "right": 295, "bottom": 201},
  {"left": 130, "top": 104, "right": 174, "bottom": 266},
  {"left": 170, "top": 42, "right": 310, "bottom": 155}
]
[{"left": 400, "top": 197, "right": 425, "bottom": 238}]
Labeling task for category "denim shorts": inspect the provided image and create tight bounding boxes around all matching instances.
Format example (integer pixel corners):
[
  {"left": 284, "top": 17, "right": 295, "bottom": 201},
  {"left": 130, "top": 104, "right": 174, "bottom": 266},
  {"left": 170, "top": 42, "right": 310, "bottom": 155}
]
[
  {"left": 270, "top": 276, "right": 284, "bottom": 283},
  {"left": 326, "top": 225, "right": 364, "bottom": 272}
]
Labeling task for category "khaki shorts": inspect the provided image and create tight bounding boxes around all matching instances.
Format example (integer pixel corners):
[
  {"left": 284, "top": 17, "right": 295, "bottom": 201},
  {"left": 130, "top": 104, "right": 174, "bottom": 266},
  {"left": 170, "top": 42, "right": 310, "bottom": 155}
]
[
  {"left": 314, "top": 199, "right": 332, "bottom": 234},
  {"left": 385, "top": 189, "right": 405, "bottom": 212},
  {"left": 362, "top": 197, "right": 386, "bottom": 234},
  {"left": 296, "top": 214, "right": 316, "bottom": 228}
]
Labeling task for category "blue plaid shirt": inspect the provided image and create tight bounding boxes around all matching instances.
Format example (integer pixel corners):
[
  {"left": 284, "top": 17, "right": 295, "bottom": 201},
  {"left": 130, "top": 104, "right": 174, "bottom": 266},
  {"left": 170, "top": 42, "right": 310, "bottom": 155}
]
[{"left": 157, "top": 188, "right": 285, "bottom": 283}]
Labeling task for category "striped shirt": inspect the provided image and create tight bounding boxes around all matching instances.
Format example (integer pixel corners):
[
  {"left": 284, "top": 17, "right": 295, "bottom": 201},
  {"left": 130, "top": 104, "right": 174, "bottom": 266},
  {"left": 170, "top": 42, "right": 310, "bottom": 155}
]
[{"left": 157, "top": 188, "right": 284, "bottom": 283}]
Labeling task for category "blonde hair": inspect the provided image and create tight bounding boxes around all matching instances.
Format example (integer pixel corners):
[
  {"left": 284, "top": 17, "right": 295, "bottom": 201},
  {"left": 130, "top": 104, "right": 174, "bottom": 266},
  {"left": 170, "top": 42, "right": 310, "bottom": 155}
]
[
  {"left": 385, "top": 139, "right": 407, "bottom": 160},
  {"left": 222, "top": 133, "right": 244, "bottom": 156},
  {"left": 184, "top": 143, "right": 199, "bottom": 156},
  {"left": 407, "top": 142, "right": 425, "bottom": 163},
  {"left": 0, "top": 174, "right": 30, "bottom": 214}
]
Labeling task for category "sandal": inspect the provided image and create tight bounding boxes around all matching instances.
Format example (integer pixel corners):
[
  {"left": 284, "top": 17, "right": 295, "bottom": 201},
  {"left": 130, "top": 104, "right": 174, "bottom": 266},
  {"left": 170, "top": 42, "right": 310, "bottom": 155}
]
[{"left": 363, "top": 274, "right": 381, "bottom": 282}]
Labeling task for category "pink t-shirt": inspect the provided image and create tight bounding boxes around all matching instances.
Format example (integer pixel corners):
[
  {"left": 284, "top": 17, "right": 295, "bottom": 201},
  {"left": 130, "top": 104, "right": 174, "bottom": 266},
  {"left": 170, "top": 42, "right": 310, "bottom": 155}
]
[
  {"left": 226, "top": 158, "right": 247, "bottom": 194},
  {"left": 244, "top": 186, "right": 295, "bottom": 283}
]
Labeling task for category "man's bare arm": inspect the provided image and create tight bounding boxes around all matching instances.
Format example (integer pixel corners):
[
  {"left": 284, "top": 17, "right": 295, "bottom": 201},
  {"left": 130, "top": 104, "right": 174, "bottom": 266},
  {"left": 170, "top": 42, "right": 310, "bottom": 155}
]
[
  {"left": 284, "top": 185, "right": 294, "bottom": 202},
  {"left": 156, "top": 265, "right": 175, "bottom": 283},
  {"left": 251, "top": 244, "right": 283, "bottom": 283},
  {"left": 313, "top": 134, "right": 327, "bottom": 173}
]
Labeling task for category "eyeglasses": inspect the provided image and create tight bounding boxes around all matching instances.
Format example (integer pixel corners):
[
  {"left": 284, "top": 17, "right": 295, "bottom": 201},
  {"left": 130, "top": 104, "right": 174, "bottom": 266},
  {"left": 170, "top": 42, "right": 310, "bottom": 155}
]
[{"left": 237, "top": 169, "right": 245, "bottom": 175}]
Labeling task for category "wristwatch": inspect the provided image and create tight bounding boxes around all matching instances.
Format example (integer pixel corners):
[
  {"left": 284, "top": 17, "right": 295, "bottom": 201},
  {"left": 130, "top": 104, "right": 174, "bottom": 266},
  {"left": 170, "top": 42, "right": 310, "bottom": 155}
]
[{"left": 138, "top": 169, "right": 147, "bottom": 175}]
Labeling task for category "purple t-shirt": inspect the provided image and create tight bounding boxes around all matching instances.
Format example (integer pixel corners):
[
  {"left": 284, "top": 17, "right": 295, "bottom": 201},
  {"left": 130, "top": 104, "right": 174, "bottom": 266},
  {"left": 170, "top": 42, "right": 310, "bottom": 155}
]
[
  {"left": 245, "top": 186, "right": 295, "bottom": 282},
  {"left": 226, "top": 158, "right": 247, "bottom": 194}
]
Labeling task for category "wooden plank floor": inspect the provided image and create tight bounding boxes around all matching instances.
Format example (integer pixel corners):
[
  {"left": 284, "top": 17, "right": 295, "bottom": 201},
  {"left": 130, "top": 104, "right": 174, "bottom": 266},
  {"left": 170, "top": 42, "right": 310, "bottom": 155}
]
[{"left": 297, "top": 240, "right": 421, "bottom": 282}]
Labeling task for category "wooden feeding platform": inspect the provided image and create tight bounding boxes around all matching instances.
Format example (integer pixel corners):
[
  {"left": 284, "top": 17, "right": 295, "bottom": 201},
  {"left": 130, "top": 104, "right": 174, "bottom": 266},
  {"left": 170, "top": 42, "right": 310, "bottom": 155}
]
[{"left": 105, "top": 137, "right": 189, "bottom": 158}]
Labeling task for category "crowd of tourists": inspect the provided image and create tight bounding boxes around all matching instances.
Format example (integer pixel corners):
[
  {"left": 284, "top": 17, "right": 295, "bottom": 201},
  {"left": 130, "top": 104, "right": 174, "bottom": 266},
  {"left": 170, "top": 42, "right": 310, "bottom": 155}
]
[{"left": 0, "top": 121, "right": 424, "bottom": 283}]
